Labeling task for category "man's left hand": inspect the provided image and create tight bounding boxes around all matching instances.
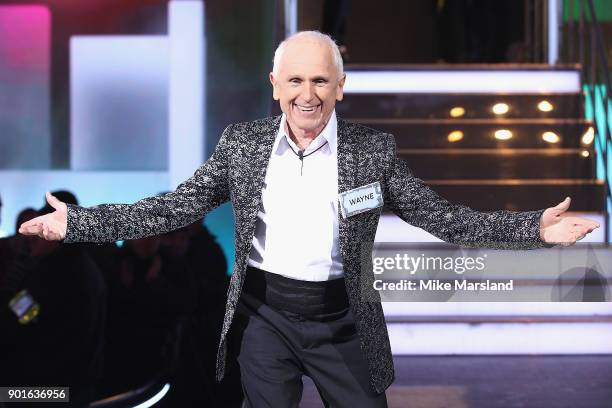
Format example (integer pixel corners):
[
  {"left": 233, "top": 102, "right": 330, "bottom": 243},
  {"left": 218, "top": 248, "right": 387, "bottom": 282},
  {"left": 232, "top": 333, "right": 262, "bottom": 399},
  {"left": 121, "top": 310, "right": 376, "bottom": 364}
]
[{"left": 540, "top": 197, "right": 600, "bottom": 246}]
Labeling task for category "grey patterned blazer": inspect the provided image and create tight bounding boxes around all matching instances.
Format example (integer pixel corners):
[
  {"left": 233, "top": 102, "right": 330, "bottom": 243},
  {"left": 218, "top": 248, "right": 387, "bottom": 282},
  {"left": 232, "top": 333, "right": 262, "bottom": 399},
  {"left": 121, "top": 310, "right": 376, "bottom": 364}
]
[{"left": 64, "top": 115, "right": 545, "bottom": 393}]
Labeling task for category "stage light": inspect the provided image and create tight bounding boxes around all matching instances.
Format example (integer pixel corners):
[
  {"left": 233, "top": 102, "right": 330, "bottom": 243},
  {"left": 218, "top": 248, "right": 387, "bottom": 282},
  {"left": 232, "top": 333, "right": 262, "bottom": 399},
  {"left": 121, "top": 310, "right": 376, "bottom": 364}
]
[
  {"left": 542, "top": 131, "right": 560, "bottom": 143},
  {"left": 494, "top": 129, "right": 513, "bottom": 140},
  {"left": 492, "top": 103, "right": 509, "bottom": 115},
  {"left": 449, "top": 107, "right": 465, "bottom": 118},
  {"left": 131, "top": 383, "right": 170, "bottom": 408},
  {"left": 447, "top": 130, "right": 464, "bottom": 142},
  {"left": 537, "top": 100, "right": 554, "bottom": 112},
  {"left": 581, "top": 126, "right": 594, "bottom": 145},
  {"left": 581, "top": 150, "right": 590, "bottom": 158}
]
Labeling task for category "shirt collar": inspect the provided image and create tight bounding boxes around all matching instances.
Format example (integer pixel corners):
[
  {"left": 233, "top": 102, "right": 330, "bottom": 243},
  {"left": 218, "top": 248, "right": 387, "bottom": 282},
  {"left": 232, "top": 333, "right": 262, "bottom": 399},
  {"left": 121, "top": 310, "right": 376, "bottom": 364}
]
[{"left": 274, "top": 110, "right": 338, "bottom": 156}]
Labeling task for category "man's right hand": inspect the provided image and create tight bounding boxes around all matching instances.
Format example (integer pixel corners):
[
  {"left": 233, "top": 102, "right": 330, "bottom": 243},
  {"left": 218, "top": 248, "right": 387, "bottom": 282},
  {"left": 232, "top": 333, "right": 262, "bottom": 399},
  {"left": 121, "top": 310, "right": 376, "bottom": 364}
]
[{"left": 18, "top": 192, "right": 68, "bottom": 241}]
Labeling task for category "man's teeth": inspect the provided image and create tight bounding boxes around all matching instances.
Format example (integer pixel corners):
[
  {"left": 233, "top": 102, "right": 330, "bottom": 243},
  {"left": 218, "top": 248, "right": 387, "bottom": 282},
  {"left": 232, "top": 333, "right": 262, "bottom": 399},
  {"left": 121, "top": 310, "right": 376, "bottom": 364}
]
[{"left": 297, "top": 105, "right": 316, "bottom": 112}]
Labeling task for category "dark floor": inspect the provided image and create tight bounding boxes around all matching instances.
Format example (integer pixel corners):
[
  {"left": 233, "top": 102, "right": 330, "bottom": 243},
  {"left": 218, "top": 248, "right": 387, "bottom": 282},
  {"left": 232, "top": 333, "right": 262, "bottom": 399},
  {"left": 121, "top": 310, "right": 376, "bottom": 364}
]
[{"left": 299, "top": 356, "right": 612, "bottom": 408}]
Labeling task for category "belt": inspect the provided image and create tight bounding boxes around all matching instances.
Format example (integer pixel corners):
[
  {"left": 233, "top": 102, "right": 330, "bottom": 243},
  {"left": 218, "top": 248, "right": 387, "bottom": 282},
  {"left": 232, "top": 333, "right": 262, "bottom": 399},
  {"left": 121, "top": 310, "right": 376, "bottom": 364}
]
[{"left": 242, "top": 266, "right": 349, "bottom": 316}]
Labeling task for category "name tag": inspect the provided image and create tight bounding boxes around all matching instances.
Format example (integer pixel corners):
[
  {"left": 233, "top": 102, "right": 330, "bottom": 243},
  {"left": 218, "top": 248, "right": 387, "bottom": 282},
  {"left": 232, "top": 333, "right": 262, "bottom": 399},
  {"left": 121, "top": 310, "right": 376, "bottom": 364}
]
[{"left": 338, "top": 181, "right": 384, "bottom": 219}]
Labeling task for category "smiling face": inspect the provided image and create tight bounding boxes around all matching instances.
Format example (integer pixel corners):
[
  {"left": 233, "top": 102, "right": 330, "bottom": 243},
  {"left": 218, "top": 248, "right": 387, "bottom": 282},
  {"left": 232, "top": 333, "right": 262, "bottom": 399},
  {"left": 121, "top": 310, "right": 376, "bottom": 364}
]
[{"left": 270, "top": 37, "right": 345, "bottom": 140}]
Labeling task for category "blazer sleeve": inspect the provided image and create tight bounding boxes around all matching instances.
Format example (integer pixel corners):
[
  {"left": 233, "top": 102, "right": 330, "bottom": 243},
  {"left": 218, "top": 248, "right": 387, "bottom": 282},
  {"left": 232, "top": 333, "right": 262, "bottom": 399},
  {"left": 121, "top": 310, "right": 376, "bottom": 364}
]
[
  {"left": 64, "top": 125, "right": 235, "bottom": 243},
  {"left": 382, "top": 134, "right": 547, "bottom": 249}
]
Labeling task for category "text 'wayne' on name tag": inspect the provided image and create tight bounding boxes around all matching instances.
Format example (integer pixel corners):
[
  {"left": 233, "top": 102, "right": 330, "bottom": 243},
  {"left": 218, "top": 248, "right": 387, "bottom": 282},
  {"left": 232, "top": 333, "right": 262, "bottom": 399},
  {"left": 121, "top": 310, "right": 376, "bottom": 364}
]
[{"left": 338, "top": 181, "right": 384, "bottom": 219}]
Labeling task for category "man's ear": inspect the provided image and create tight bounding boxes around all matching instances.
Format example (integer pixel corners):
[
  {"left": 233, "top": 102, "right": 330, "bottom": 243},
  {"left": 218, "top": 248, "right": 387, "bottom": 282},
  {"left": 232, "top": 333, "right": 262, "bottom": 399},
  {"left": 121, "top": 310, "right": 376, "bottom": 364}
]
[
  {"left": 336, "top": 73, "right": 346, "bottom": 102},
  {"left": 270, "top": 72, "right": 280, "bottom": 101}
]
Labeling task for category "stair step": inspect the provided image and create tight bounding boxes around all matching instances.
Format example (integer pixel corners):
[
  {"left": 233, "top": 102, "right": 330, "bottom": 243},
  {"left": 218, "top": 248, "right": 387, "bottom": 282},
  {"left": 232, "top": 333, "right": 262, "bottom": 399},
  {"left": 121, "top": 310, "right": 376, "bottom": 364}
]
[
  {"left": 399, "top": 148, "right": 596, "bottom": 179},
  {"left": 338, "top": 93, "right": 581, "bottom": 119},
  {"left": 385, "top": 315, "right": 612, "bottom": 323},
  {"left": 375, "top": 213, "right": 606, "bottom": 243},
  {"left": 353, "top": 118, "right": 592, "bottom": 148},
  {"left": 382, "top": 301, "right": 612, "bottom": 317},
  {"left": 345, "top": 63, "right": 582, "bottom": 70},
  {"left": 343, "top": 66, "right": 581, "bottom": 94},
  {"left": 424, "top": 179, "right": 605, "bottom": 211},
  {"left": 387, "top": 321, "right": 612, "bottom": 354}
]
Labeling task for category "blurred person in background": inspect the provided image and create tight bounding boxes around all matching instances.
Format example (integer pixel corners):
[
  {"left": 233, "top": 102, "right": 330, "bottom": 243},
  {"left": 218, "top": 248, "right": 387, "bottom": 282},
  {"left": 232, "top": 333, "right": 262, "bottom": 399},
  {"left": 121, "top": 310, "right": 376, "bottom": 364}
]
[
  {"left": 322, "top": 0, "right": 351, "bottom": 61},
  {"left": 161, "top": 220, "right": 241, "bottom": 406},
  {"left": 0, "top": 207, "right": 38, "bottom": 277},
  {"left": 0, "top": 193, "right": 106, "bottom": 407},
  {"left": 102, "top": 232, "right": 197, "bottom": 396}
]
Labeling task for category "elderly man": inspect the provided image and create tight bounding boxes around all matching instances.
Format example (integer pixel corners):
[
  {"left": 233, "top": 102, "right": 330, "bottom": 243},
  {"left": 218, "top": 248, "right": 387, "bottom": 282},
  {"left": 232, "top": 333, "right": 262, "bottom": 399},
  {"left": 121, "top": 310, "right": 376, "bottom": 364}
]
[{"left": 21, "top": 31, "right": 598, "bottom": 407}]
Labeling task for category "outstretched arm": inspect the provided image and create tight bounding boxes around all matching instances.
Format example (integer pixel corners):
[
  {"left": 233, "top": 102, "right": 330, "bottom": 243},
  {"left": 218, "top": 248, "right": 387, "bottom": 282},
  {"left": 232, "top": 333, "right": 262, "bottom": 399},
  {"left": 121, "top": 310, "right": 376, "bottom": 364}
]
[
  {"left": 20, "top": 125, "right": 235, "bottom": 243},
  {"left": 383, "top": 135, "right": 598, "bottom": 248}
]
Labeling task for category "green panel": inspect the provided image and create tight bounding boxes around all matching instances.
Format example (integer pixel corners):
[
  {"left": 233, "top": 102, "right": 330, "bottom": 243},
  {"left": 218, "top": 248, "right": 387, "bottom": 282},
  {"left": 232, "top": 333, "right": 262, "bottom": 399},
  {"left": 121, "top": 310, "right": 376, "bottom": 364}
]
[
  {"left": 564, "top": 0, "right": 612, "bottom": 22},
  {"left": 583, "top": 83, "right": 611, "bottom": 241},
  {"left": 583, "top": 84, "right": 611, "bottom": 180}
]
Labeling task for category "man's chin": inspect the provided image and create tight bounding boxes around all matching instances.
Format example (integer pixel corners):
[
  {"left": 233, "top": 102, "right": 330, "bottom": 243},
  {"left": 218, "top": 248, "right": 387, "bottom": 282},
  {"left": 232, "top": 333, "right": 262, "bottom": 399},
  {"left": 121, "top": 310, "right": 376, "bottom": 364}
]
[{"left": 287, "top": 118, "right": 324, "bottom": 135}]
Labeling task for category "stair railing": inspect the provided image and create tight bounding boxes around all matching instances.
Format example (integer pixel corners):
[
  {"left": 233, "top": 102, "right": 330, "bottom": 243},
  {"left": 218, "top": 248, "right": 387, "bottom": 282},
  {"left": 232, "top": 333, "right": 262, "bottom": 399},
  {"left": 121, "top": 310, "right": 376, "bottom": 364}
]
[{"left": 563, "top": 0, "right": 611, "bottom": 243}]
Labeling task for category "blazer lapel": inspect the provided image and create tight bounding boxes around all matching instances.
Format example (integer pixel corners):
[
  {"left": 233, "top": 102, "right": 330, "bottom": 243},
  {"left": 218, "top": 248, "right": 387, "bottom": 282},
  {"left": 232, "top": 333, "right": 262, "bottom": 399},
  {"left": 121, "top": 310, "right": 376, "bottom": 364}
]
[
  {"left": 337, "top": 118, "right": 359, "bottom": 198},
  {"left": 234, "top": 116, "right": 280, "bottom": 272},
  {"left": 337, "top": 119, "right": 360, "bottom": 265}
]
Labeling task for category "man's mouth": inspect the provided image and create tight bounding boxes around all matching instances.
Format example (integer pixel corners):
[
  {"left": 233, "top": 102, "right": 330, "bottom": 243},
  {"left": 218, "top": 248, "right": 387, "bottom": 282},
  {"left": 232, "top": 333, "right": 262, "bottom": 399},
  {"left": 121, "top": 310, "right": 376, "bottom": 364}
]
[{"left": 294, "top": 103, "right": 320, "bottom": 113}]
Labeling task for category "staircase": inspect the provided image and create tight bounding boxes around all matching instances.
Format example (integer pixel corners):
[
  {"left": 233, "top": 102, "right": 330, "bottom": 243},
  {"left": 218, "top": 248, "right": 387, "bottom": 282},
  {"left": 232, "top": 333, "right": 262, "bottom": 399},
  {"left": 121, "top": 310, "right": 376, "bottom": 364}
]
[
  {"left": 339, "top": 65, "right": 604, "bottom": 213},
  {"left": 339, "top": 64, "right": 611, "bottom": 355}
]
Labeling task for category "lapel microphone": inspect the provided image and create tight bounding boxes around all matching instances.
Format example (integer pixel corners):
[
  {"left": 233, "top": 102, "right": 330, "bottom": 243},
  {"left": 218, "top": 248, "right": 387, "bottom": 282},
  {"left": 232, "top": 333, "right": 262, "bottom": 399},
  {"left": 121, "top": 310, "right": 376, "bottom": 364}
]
[{"left": 288, "top": 141, "right": 328, "bottom": 176}]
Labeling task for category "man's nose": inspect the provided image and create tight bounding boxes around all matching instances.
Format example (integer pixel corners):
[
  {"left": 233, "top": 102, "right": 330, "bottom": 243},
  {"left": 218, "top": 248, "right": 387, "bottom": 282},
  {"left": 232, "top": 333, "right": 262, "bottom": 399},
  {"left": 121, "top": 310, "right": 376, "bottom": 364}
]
[{"left": 300, "top": 83, "right": 315, "bottom": 102}]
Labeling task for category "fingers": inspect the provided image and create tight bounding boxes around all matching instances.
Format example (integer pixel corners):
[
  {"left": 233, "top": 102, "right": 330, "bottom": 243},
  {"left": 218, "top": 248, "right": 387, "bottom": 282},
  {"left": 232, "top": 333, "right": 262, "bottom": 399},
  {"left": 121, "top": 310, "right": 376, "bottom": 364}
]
[
  {"left": 46, "top": 191, "right": 62, "bottom": 210},
  {"left": 564, "top": 217, "right": 600, "bottom": 230},
  {"left": 22, "top": 225, "right": 44, "bottom": 239},
  {"left": 19, "top": 221, "right": 42, "bottom": 236},
  {"left": 551, "top": 197, "right": 572, "bottom": 221},
  {"left": 560, "top": 229, "right": 582, "bottom": 246},
  {"left": 541, "top": 197, "right": 572, "bottom": 228},
  {"left": 19, "top": 215, "right": 47, "bottom": 236},
  {"left": 572, "top": 228, "right": 589, "bottom": 244},
  {"left": 543, "top": 215, "right": 600, "bottom": 246},
  {"left": 563, "top": 222, "right": 598, "bottom": 245},
  {"left": 20, "top": 217, "right": 40, "bottom": 231},
  {"left": 554, "top": 196, "right": 571, "bottom": 210},
  {"left": 19, "top": 220, "right": 53, "bottom": 240}
]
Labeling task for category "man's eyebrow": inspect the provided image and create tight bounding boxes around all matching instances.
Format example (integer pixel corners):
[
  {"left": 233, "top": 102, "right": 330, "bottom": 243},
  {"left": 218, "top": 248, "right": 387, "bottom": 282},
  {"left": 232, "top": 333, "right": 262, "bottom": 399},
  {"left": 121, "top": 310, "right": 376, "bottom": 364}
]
[{"left": 285, "top": 74, "right": 329, "bottom": 81}]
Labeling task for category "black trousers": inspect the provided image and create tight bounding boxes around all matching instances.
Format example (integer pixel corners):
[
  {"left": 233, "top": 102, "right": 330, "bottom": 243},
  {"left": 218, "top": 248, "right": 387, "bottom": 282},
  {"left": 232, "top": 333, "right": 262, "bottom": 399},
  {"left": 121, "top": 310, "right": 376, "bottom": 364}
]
[{"left": 229, "top": 267, "right": 387, "bottom": 408}]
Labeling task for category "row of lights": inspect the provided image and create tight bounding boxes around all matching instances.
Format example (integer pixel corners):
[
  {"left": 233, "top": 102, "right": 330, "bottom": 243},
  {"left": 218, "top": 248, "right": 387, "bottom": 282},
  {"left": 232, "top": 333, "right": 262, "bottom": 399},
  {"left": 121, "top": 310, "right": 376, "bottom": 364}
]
[
  {"left": 446, "top": 126, "right": 594, "bottom": 144},
  {"left": 446, "top": 127, "right": 594, "bottom": 159},
  {"left": 449, "top": 100, "right": 554, "bottom": 118},
  {"left": 446, "top": 129, "right": 591, "bottom": 157},
  {"left": 446, "top": 101, "right": 592, "bottom": 158}
]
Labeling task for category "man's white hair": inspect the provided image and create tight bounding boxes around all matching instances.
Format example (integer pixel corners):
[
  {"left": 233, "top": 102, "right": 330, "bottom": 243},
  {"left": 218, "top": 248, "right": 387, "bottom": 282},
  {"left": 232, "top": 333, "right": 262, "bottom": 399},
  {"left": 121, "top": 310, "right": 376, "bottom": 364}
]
[{"left": 272, "top": 31, "right": 344, "bottom": 78}]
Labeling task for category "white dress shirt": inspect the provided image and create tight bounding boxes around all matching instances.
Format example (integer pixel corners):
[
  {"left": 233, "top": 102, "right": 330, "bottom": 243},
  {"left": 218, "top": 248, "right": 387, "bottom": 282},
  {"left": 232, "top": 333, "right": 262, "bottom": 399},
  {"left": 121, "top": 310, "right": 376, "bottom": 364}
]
[{"left": 247, "top": 112, "right": 343, "bottom": 281}]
